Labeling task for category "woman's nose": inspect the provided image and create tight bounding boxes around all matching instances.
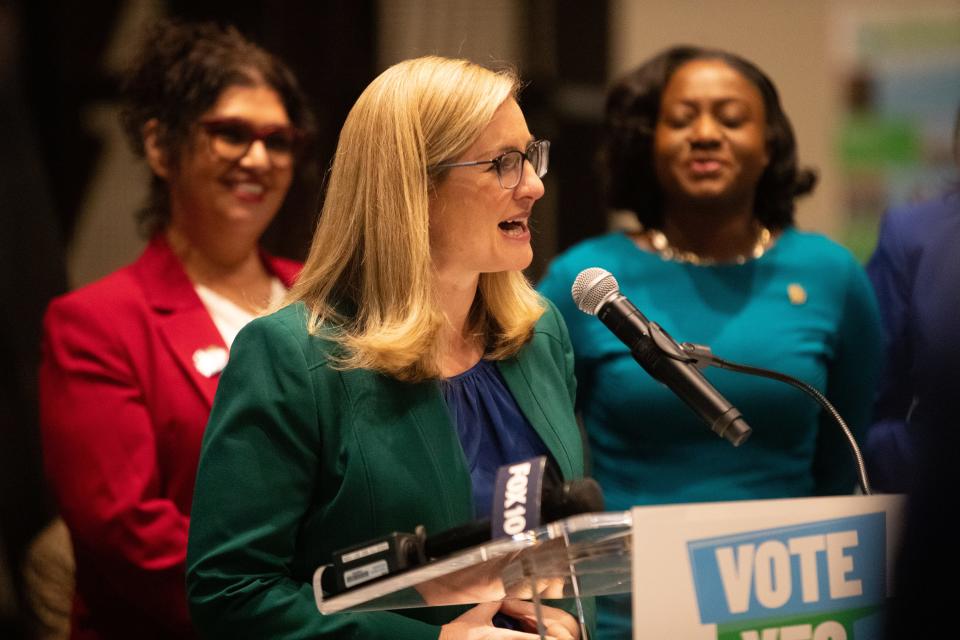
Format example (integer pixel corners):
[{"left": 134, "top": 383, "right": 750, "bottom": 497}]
[
  {"left": 239, "top": 139, "right": 272, "bottom": 169},
  {"left": 690, "top": 115, "right": 722, "bottom": 146},
  {"left": 514, "top": 158, "right": 545, "bottom": 201}
]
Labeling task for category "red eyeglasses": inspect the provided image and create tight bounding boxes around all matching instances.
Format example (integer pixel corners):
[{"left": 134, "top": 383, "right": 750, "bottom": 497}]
[{"left": 197, "top": 117, "right": 304, "bottom": 168}]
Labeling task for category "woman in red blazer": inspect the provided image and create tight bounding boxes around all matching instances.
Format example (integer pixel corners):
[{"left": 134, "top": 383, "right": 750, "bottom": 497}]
[{"left": 38, "top": 20, "right": 313, "bottom": 639}]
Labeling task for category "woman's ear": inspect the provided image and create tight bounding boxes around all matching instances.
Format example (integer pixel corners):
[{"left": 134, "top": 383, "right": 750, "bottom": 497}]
[{"left": 143, "top": 119, "right": 170, "bottom": 179}]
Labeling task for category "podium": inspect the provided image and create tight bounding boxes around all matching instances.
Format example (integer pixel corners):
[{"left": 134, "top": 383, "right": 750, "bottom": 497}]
[{"left": 315, "top": 495, "right": 905, "bottom": 639}]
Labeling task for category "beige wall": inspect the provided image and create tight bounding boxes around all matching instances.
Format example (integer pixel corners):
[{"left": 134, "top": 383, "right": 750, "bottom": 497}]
[
  {"left": 377, "top": 0, "right": 521, "bottom": 70},
  {"left": 609, "top": 0, "right": 960, "bottom": 239}
]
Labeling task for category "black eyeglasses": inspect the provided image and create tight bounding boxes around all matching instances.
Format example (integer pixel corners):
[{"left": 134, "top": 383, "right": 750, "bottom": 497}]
[
  {"left": 198, "top": 117, "right": 304, "bottom": 168},
  {"left": 433, "top": 139, "right": 550, "bottom": 189}
]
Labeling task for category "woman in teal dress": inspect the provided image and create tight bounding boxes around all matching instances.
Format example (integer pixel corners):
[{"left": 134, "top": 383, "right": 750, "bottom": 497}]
[
  {"left": 187, "top": 56, "right": 588, "bottom": 639},
  {"left": 538, "top": 46, "right": 882, "bottom": 639}
]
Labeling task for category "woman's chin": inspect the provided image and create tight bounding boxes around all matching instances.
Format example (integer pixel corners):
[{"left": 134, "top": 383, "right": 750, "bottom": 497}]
[
  {"left": 217, "top": 200, "right": 282, "bottom": 230},
  {"left": 501, "top": 249, "right": 534, "bottom": 273}
]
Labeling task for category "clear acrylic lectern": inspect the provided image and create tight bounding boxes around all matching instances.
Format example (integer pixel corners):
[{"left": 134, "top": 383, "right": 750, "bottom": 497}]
[{"left": 314, "top": 511, "right": 633, "bottom": 639}]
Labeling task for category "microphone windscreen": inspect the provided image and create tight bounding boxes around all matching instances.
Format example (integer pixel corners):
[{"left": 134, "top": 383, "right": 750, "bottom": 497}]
[
  {"left": 542, "top": 477, "right": 605, "bottom": 523},
  {"left": 422, "top": 519, "right": 491, "bottom": 560},
  {"left": 571, "top": 268, "right": 619, "bottom": 316},
  {"left": 565, "top": 477, "right": 605, "bottom": 512}
]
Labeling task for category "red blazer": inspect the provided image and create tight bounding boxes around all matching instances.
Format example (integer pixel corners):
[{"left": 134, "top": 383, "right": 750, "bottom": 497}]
[{"left": 39, "top": 235, "right": 300, "bottom": 639}]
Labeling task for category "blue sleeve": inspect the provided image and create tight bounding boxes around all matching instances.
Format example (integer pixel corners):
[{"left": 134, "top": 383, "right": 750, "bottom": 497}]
[
  {"left": 862, "top": 208, "right": 915, "bottom": 491},
  {"left": 812, "top": 256, "right": 883, "bottom": 495},
  {"left": 865, "top": 210, "right": 913, "bottom": 422}
]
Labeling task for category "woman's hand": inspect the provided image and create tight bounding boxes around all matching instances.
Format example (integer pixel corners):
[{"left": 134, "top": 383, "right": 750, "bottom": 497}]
[
  {"left": 438, "top": 600, "right": 580, "bottom": 640},
  {"left": 415, "top": 554, "right": 511, "bottom": 606}
]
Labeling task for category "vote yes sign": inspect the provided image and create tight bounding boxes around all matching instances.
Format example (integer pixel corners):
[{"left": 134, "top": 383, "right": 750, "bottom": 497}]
[
  {"left": 688, "top": 514, "right": 886, "bottom": 638},
  {"left": 630, "top": 495, "right": 904, "bottom": 640}
]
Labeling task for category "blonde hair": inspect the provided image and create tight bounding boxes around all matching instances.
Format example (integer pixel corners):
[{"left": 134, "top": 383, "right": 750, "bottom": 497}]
[{"left": 287, "top": 56, "right": 545, "bottom": 382}]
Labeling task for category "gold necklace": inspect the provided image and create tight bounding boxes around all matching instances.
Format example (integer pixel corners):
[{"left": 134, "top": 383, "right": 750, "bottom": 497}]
[{"left": 645, "top": 225, "right": 772, "bottom": 266}]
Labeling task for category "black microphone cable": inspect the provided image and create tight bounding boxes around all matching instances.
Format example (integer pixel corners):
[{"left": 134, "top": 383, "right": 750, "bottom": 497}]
[{"left": 679, "top": 342, "right": 872, "bottom": 495}]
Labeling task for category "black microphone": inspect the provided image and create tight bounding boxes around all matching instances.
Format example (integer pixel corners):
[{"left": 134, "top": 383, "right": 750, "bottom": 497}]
[
  {"left": 320, "top": 471, "right": 604, "bottom": 595},
  {"left": 423, "top": 475, "right": 604, "bottom": 560},
  {"left": 571, "top": 267, "right": 751, "bottom": 446}
]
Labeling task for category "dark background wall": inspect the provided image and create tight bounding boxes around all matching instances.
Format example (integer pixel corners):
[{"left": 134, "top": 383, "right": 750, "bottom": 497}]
[
  {"left": 12, "top": 0, "right": 377, "bottom": 261},
  {"left": 12, "top": 0, "right": 613, "bottom": 265}
]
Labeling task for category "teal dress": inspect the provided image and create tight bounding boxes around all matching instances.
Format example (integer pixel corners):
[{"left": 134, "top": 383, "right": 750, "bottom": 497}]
[{"left": 538, "top": 229, "right": 882, "bottom": 639}]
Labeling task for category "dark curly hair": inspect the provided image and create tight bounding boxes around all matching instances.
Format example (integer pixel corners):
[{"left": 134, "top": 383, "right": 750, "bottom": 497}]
[
  {"left": 119, "top": 19, "right": 316, "bottom": 237},
  {"left": 600, "top": 45, "right": 816, "bottom": 231}
]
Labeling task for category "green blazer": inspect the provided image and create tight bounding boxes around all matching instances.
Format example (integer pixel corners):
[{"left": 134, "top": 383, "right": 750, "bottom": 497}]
[{"left": 186, "top": 300, "right": 591, "bottom": 638}]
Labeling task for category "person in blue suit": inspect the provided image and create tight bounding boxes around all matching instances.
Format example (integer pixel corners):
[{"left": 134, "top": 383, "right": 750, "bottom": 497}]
[
  {"left": 864, "top": 106, "right": 960, "bottom": 493},
  {"left": 866, "top": 106, "right": 960, "bottom": 638}
]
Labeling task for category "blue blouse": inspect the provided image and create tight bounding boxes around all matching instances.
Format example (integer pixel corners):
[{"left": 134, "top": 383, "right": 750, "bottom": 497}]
[{"left": 441, "top": 359, "right": 549, "bottom": 519}]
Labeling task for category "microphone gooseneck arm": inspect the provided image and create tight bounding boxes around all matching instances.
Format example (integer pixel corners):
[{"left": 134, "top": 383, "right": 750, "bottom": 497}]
[{"left": 680, "top": 343, "right": 872, "bottom": 495}]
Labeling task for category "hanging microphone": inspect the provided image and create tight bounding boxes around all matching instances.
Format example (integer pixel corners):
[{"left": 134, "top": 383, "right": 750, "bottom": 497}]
[
  {"left": 319, "top": 460, "right": 604, "bottom": 595},
  {"left": 424, "top": 473, "right": 605, "bottom": 560},
  {"left": 571, "top": 267, "right": 751, "bottom": 446},
  {"left": 422, "top": 456, "right": 602, "bottom": 560}
]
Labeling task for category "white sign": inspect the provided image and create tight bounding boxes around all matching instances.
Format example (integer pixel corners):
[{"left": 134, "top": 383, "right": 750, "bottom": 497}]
[{"left": 632, "top": 495, "right": 905, "bottom": 640}]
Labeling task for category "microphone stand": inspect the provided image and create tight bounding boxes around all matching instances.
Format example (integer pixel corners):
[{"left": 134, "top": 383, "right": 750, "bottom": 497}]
[{"left": 676, "top": 342, "right": 872, "bottom": 496}]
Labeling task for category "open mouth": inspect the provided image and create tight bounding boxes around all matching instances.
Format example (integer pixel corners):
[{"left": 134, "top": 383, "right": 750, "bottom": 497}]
[
  {"left": 688, "top": 159, "right": 724, "bottom": 175},
  {"left": 498, "top": 217, "right": 530, "bottom": 237},
  {"left": 235, "top": 182, "right": 265, "bottom": 195},
  {"left": 230, "top": 181, "right": 267, "bottom": 203}
]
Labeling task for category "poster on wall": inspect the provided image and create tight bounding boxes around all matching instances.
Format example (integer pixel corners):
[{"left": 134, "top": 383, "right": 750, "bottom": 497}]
[{"left": 829, "top": 4, "right": 960, "bottom": 260}]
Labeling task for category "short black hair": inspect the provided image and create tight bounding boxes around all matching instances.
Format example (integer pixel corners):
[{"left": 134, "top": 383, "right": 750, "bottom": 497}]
[
  {"left": 119, "top": 19, "right": 316, "bottom": 236},
  {"left": 600, "top": 45, "right": 816, "bottom": 230}
]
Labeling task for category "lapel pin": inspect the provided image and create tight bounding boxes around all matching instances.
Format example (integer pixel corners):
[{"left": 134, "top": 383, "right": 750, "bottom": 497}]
[
  {"left": 193, "top": 345, "right": 228, "bottom": 378},
  {"left": 788, "top": 283, "right": 807, "bottom": 305}
]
